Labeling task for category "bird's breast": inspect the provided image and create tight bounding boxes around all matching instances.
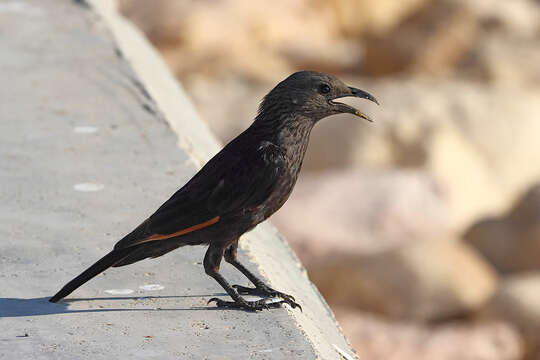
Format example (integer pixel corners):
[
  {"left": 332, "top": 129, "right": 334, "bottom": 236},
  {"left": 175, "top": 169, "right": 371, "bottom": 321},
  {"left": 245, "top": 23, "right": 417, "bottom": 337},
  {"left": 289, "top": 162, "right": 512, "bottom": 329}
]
[{"left": 253, "top": 163, "right": 301, "bottom": 225}]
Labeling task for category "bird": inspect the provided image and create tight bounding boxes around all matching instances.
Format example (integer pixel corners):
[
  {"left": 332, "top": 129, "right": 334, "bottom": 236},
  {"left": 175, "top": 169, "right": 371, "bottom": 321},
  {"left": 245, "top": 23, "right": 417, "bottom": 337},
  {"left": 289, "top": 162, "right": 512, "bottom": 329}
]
[{"left": 49, "top": 70, "right": 378, "bottom": 310}]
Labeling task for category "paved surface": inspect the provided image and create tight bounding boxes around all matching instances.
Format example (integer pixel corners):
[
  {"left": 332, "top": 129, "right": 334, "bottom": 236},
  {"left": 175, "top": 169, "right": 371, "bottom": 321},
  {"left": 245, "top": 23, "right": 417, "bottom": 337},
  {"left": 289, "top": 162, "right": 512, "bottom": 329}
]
[{"left": 0, "top": 1, "right": 355, "bottom": 359}]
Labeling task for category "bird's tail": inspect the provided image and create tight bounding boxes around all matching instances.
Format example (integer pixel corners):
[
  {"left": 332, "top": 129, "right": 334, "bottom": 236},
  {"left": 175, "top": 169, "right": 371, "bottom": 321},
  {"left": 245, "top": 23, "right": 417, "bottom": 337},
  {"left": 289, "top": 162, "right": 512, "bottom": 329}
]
[{"left": 49, "top": 247, "right": 134, "bottom": 303}]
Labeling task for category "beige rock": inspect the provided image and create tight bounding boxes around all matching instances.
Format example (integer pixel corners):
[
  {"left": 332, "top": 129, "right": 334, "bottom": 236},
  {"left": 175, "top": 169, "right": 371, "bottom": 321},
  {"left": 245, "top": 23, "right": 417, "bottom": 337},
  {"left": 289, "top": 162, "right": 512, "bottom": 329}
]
[
  {"left": 310, "top": 240, "right": 497, "bottom": 320},
  {"left": 119, "top": 0, "right": 439, "bottom": 78},
  {"left": 460, "top": 34, "right": 540, "bottom": 88},
  {"left": 426, "top": 123, "right": 500, "bottom": 230},
  {"left": 359, "top": 0, "right": 540, "bottom": 79},
  {"left": 273, "top": 169, "right": 450, "bottom": 260},
  {"left": 329, "top": 0, "right": 431, "bottom": 36},
  {"left": 486, "top": 273, "right": 540, "bottom": 331},
  {"left": 483, "top": 273, "right": 540, "bottom": 359},
  {"left": 465, "top": 185, "right": 540, "bottom": 273},
  {"left": 363, "top": 0, "right": 478, "bottom": 77},
  {"left": 460, "top": 0, "right": 540, "bottom": 38},
  {"left": 273, "top": 170, "right": 501, "bottom": 321},
  {"left": 120, "top": 0, "right": 540, "bottom": 83},
  {"left": 307, "top": 79, "right": 540, "bottom": 230},
  {"left": 120, "top": 0, "right": 363, "bottom": 81},
  {"left": 335, "top": 307, "right": 523, "bottom": 360}
]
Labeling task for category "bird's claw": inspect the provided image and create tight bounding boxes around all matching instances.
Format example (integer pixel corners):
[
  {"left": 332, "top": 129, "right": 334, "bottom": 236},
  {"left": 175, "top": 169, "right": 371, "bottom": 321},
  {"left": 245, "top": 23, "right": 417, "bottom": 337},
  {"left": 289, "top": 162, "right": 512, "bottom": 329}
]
[
  {"left": 232, "top": 284, "right": 301, "bottom": 311},
  {"left": 207, "top": 297, "right": 283, "bottom": 311}
]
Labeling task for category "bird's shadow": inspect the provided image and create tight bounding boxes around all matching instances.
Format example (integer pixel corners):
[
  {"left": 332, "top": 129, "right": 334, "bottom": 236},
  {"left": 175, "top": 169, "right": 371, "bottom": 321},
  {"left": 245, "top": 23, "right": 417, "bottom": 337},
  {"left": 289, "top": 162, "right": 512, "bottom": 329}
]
[{"left": 0, "top": 294, "right": 231, "bottom": 318}]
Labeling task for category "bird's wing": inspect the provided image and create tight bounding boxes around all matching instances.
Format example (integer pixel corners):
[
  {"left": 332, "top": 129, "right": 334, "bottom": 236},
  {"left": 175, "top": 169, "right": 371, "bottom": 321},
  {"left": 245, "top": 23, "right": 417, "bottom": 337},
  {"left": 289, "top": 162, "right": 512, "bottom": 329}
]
[
  {"left": 114, "top": 141, "right": 286, "bottom": 249},
  {"left": 206, "top": 141, "right": 285, "bottom": 214}
]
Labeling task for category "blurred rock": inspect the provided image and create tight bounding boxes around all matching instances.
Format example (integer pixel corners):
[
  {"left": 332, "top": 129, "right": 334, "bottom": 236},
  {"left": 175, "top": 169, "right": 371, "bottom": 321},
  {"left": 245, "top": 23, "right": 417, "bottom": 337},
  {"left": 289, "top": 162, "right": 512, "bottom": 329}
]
[
  {"left": 460, "top": 34, "right": 540, "bottom": 88},
  {"left": 273, "top": 169, "right": 450, "bottom": 260},
  {"left": 274, "top": 170, "right": 497, "bottom": 321},
  {"left": 335, "top": 308, "right": 523, "bottom": 360},
  {"left": 456, "top": 0, "right": 540, "bottom": 88},
  {"left": 120, "top": 0, "right": 363, "bottom": 81},
  {"left": 328, "top": 0, "right": 431, "bottom": 36},
  {"left": 464, "top": 185, "right": 540, "bottom": 273},
  {"left": 307, "top": 79, "right": 540, "bottom": 229},
  {"left": 273, "top": 170, "right": 500, "bottom": 321},
  {"left": 310, "top": 240, "right": 497, "bottom": 321},
  {"left": 361, "top": 0, "right": 540, "bottom": 79},
  {"left": 483, "top": 273, "right": 540, "bottom": 359},
  {"left": 120, "top": 0, "right": 540, "bottom": 83},
  {"left": 461, "top": 0, "right": 540, "bottom": 38},
  {"left": 486, "top": 273, "right": 540, "bottom": 331},
  {"left": 119, "top": 0, "right": 445, "bottom": 79},
  {"left": 363, "top": 0, "right": 478, "bottom": 77}
]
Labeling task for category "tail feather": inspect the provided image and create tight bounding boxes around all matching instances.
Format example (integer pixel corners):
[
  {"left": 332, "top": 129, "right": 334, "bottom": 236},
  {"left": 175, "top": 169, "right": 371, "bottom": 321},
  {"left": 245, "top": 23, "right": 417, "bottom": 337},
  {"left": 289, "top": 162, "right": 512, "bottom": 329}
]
[{"left": 49, "top": 247, "right": 133, "bottom": 303}]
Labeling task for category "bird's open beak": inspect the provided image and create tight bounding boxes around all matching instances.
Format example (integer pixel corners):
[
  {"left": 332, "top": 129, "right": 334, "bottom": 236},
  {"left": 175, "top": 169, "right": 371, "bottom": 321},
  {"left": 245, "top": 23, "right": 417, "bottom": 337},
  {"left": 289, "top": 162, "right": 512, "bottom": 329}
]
[{"left": 329, "top": 87, "right": 379, "bottom": 122}]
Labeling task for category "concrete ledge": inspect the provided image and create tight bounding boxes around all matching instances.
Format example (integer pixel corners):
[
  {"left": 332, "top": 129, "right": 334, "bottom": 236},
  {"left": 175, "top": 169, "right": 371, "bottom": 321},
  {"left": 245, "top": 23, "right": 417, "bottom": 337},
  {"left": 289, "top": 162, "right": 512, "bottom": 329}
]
[{"left": 0, "top": 0, "right": 354, "bottom": 358}]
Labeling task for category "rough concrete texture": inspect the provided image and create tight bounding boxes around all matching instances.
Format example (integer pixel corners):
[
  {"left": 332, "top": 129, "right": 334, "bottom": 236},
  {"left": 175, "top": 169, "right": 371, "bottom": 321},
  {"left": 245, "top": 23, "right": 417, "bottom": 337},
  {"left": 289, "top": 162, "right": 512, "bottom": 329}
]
[{"left": 0, "top": 0, "right": 354, "bottom": 359}]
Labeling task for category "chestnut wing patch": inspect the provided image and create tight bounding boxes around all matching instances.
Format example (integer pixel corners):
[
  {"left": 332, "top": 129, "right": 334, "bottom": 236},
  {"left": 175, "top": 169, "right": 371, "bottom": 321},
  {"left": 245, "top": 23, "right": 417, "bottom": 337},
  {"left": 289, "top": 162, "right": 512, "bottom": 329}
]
[{"left": 143, "top": 216, "right": 220, "bottom": 242}]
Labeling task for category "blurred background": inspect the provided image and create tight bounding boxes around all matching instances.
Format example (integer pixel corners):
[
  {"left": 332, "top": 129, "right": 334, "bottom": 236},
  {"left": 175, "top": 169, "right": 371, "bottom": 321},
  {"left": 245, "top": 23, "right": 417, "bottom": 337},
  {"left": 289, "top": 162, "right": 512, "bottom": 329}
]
[{"left": 119, "top": 0, "right": 540, "bottom": 358}]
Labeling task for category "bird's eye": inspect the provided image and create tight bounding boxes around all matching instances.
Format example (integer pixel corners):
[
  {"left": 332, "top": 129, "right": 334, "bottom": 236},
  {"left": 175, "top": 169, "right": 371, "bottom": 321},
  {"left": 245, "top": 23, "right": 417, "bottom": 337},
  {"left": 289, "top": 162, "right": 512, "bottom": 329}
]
[{"left": 318, "top": 83, "right": 331, "bottom": 94}]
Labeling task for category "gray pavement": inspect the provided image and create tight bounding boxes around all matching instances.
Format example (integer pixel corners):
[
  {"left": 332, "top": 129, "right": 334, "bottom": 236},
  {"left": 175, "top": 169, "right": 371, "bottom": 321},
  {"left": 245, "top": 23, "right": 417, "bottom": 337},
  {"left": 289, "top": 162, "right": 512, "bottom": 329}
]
[{"left": 0, "top": 1, "right": 355, "bottom": 359}]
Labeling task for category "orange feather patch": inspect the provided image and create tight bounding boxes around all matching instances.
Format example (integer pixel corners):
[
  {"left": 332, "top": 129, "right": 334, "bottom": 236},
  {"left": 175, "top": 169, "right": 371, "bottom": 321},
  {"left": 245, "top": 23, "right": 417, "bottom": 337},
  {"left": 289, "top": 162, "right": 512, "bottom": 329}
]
[{"left": 143, "top": 216, "right": 220, "bottom": 242}]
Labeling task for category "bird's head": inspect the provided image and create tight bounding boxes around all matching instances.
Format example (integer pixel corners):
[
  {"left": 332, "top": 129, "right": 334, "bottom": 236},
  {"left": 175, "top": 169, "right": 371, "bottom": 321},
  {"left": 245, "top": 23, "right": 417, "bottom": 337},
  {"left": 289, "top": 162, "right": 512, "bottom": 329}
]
[{"left": 257, "top": 71, "right": 378, "bottom": 123}]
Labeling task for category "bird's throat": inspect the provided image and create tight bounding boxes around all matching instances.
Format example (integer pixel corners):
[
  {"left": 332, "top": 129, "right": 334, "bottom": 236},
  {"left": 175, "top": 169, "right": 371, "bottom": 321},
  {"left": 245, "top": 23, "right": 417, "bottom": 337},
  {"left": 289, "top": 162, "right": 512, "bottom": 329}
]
[
  {"left": 274, "top": 117, "right": 314, "bottom": 174},
  {"left": 250, "top": 113, "right": 314, "bottom": 172}
]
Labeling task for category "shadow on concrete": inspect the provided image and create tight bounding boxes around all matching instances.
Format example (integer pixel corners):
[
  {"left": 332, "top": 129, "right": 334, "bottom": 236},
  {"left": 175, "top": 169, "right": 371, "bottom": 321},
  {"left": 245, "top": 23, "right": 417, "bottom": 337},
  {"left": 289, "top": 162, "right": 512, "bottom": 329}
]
[
  {"left": 65, "top": 294, "right": 224, "bottom": 301},
  {"left": 0, "top": 294, "right": 229, "bottom": 318}
]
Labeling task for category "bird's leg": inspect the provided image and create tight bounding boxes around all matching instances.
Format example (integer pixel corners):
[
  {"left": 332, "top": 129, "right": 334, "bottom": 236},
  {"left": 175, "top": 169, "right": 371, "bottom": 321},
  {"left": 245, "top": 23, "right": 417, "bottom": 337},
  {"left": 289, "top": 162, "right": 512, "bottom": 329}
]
[
  {"left": 223, "top": 241, "right": 301, "bottom": 310},
  {"left": 204, "top": 243, "right": 285, "bottom": 311}
]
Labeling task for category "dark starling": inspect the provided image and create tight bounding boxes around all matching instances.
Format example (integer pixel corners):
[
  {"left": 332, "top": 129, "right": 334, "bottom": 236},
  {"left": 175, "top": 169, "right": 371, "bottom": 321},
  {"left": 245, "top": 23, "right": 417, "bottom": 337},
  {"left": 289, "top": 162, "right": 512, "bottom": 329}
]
[{"left": 49, "top": 71, "right": 378, "bottom": 310}]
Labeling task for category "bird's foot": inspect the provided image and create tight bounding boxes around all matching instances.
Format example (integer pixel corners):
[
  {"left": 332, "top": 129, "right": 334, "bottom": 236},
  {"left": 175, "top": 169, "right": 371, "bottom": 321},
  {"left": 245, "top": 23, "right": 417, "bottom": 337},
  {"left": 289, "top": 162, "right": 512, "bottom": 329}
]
[
  {"left": 207, "top": 297, "right": 286, "bottom": 311},
  {"left": 232, "top": 284, "right": 301, "bottom": 311}
]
